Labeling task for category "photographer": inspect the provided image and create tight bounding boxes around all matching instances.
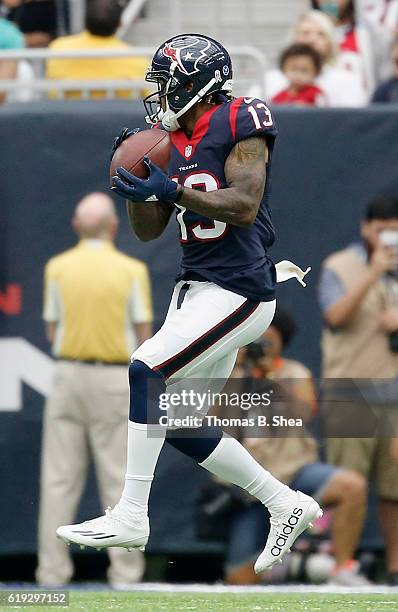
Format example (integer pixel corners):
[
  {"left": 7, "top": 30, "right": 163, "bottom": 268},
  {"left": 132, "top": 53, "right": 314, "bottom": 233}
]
[
  {"left": 319, "top": 196, "right": 398, "bottom": 586},
  {"left": 220, "top": 309, "right": 367, "bottom": 586}
]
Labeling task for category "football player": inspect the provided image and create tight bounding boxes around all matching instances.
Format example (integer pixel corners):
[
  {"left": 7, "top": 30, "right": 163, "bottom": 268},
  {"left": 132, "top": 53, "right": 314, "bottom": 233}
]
[{"left": 57, "top": 34, "right": 321, "bottom": 573}]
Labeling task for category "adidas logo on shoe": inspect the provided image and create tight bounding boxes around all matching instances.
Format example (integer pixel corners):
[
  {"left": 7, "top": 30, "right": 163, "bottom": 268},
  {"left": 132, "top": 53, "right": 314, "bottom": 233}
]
[{"left": 271, "top": 508, "right": 303, "bottom": 557}]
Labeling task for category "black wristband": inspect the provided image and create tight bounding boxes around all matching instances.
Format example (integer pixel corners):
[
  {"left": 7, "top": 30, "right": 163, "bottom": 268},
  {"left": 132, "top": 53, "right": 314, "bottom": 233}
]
[{"left": 174, "top": 186, "right": 185, "bottom": 204}]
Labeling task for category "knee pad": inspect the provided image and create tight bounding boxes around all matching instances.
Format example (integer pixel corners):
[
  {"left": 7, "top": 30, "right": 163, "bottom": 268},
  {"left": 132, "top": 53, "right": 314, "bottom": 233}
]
[
  {"left": 129, "top": 359, "right": 165, "bottom": 424},
  {"left": 128, "top": 359, "right": 157, "bottom": 386},
  {"left": 166, "top": 425, "right": 223, "bottom": 463}
]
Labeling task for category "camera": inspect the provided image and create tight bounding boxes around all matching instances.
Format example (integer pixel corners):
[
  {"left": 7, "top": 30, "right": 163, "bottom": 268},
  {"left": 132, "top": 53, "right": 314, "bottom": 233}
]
[
  {"left": 246, "top": 339, "right": 272, "bottom": 362},
  {"left": 379, "top": 229, "right": 398, "bottom": 252},
  {"left": 389, "top": 331, "right": 398, "bottom": 353},
  {"left": 379, "top": 230, "right": 398, "bottom": 352}
]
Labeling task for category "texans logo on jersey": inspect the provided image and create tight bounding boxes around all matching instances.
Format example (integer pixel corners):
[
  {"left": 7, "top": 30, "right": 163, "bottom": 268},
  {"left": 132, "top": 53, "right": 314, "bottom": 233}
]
[{"left": 162, "top": 36, "right": 212, "bottom": 76}]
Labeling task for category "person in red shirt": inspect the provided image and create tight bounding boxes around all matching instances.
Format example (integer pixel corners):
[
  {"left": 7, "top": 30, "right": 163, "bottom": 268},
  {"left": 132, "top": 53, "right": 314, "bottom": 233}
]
[
  {"left": 272, "top": 43, "right": 328, "bottom": 106},
  {"left": 311, "top": 0, "right": 375, "bottom": 95}
]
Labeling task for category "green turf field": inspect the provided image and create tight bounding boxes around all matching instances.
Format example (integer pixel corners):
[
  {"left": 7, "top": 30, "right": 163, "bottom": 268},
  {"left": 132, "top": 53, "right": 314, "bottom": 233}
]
[{"left": 13, "top": 592, "right": 398, "bottom": 612}]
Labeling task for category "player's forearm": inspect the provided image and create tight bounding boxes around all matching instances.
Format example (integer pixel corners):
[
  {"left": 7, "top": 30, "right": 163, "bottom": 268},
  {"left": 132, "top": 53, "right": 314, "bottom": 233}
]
[
  {"left": 126, "top": 200, "right": 172, "bottom": 241},
  {"left": 178, "top": 186, "right": 258, "bottom": 228},
  {"left": 178, "top": 137, "right": 268, "bottom": 228}
]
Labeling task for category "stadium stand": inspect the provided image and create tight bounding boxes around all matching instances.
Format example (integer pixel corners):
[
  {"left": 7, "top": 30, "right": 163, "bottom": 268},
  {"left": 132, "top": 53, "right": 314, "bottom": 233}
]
[{"left": 123, "top": 0, "right": 308, "bottom": 66}]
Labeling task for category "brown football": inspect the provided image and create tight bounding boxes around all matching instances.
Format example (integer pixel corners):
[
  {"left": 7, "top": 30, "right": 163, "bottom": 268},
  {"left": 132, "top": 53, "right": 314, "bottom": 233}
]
[{"left": 109, "top": 128, "right": 171, "bottom": 182}]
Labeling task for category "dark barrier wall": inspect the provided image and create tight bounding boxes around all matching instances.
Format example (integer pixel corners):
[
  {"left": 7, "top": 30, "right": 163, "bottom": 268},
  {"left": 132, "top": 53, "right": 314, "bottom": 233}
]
[{"left": 1, "top": 102, "right": 398, "bottom": 555}]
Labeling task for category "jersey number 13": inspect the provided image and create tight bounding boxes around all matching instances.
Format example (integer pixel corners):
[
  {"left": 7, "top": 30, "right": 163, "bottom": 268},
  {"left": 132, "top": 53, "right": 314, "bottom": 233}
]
[{"left": 174, "top": 172, "right": 227, "bottom": 243}]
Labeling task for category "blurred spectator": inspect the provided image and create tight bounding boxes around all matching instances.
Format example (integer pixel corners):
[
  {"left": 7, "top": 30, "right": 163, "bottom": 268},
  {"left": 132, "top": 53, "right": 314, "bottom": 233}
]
[
  {"left": 271, "top": 43, "right": 328, "bottom": 106},
  {"left": 311, "top": 0, "right": 375, "bottom": 96},
  {"left": 372, "top": 38, "right": 398, "bottom": 103},
  {"left": 354, "top": 0, "right": 398, "bottom": 81},
  {"left": 0, "top": 0, "right": 21, "bottom": 16},
  {"left": 253, "top": 11, "right": 366, "bottom": 106},
  {"left": 0, "top": 11, "right": 24, "bottom": 103},
  {"left": 46, "top": 0, "right": 148, "bottom": 99},
  {"left": 319, "top": 196, "right": 398, "bottom": 586},
  {"left": 0, "top": 9, "right": 23, "bottom": 47},
  {"left": 37, "top": 192, "right": 153, "bottom": 587},
  {"left": 218, "top": 308, "right": 368, "bottom": 586},
  {"left": 360, "top": 0, "right": 398, "bottom": 35},
  {"left": 2, "top": 0, "right": 57, "bottom": 47}
]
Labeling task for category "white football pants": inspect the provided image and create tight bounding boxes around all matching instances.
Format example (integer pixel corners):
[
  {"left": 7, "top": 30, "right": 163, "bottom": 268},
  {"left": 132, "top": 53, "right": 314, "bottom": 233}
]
[{"left": 133, "top": 280, "right": 276, "bottom": 386}]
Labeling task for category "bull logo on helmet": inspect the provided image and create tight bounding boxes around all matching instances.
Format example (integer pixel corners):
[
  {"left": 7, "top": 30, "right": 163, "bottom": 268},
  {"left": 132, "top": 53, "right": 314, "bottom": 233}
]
[{"left": 162, "top": 36, "right": 213, "bottom": 76}]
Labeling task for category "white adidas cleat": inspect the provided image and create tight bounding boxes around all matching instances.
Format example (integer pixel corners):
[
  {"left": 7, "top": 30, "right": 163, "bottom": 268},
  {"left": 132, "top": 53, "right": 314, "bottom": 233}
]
[
  {"left": 56, "top": 507, "right": 149, "bottom": 552},
  {"left": 254, "top": 491, "right": 323, "bottom": 574}
]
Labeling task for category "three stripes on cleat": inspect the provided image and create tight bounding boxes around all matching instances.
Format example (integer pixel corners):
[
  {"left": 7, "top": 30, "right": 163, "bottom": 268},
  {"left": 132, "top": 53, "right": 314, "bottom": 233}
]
[{"left": 57, "top": 534, "right": 144, "bottom": 552}]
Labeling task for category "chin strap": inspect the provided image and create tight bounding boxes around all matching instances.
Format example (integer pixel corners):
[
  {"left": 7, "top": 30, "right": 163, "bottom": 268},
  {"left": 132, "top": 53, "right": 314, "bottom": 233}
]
[
  {"left": 161, "top": 109, "right": 181, "bottom": 132},
  {"left": 161, "top": 76, "right": 219, "bottom": 132}
]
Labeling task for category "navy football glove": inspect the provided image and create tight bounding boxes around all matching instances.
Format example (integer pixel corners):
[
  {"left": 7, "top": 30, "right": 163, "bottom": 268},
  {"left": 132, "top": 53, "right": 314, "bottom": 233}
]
[
  {"left": 110, "top": 127, "right": 140, "bottom": 161},
  {"left": 111, "top": 157, "right": 181, "bottom": 204}
]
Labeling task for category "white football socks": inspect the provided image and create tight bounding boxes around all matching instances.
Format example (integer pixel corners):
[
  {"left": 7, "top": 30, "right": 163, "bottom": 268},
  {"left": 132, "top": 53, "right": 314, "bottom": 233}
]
[
  {"left": 199, "top": 435, "right": 296, "bottom": 515},
  {"left": 115, "top": 421, "right": 166, "bottom": 526},
  {"left": 116, "top": 427, "right": 295, "bottom": 526}
]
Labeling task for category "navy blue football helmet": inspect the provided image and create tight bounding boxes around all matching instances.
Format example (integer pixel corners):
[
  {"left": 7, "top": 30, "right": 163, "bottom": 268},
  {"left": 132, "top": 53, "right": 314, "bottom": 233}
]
[{"left": 143, "top": 33, "right": 233, "bottom": 131}]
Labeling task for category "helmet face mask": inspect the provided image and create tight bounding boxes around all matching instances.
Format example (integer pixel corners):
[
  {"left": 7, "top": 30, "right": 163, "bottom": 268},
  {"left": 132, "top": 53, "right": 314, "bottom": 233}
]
[
  {"left": 143, "top": 67, "right": 192, "bottom": 126},
  {"left": 143, "top": 33, "right": 234, "bottom": 131},
  {"left": 143, "top": 76, "right": 168, "bottom": 125}
]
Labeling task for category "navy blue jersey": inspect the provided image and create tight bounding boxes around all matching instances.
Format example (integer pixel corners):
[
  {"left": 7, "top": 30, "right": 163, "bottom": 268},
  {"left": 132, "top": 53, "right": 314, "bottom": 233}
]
[{"left": 168, "top": 96, "right": 278, "bottom": 302}]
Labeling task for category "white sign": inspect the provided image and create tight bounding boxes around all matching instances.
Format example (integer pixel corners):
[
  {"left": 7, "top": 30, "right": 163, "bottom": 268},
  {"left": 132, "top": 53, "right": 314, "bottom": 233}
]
[{"left": 0, "top": 338, "right": 54, "bottom": 411}]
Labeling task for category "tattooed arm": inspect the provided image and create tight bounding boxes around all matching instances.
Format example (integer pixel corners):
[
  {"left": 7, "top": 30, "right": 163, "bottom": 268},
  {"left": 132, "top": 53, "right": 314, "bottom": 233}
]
[
  {"left": 126, "top": 200, "right": 173, "bottom": 242},
  {"left": 127, "top": 136, "right": 268, "bottom": 238},
  {"left": 178, "top": 137, "right": 269, "bottom": 228}
]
